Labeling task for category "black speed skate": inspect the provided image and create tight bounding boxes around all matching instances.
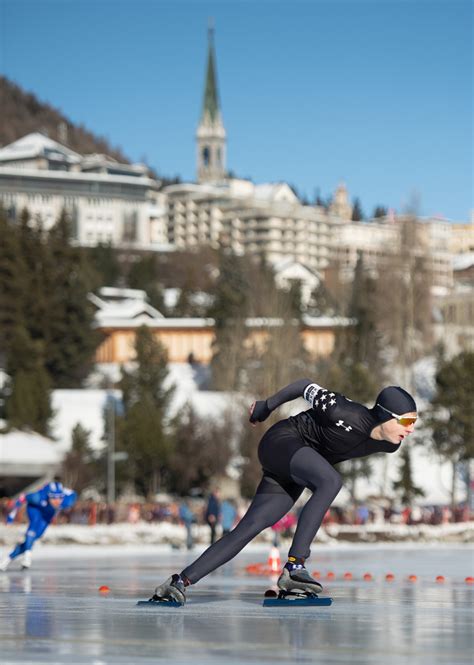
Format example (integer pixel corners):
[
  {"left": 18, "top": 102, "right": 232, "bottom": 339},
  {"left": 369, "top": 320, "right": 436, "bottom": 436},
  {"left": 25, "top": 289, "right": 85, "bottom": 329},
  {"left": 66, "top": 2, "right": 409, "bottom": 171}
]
[
  {"left": 137, "top": 574, "right": 186, "bottom": 608},
  {"left": 263, "top": 567, "right": 332, "bottom": 607}
]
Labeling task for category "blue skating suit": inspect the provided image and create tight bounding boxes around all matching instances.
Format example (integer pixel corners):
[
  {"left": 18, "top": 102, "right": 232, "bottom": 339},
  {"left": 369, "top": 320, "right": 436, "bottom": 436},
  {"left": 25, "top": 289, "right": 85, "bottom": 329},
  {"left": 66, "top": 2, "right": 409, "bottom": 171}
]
[{"left": 7, "top": 481, "right": 77, "bottom": 561}]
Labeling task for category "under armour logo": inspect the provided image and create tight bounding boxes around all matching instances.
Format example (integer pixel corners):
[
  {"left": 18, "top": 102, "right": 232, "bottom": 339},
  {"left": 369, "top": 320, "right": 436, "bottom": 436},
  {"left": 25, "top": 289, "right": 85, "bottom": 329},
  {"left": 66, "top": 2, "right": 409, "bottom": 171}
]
[{"left": 336, "top": 420, "right": 352, "bottom": 432}]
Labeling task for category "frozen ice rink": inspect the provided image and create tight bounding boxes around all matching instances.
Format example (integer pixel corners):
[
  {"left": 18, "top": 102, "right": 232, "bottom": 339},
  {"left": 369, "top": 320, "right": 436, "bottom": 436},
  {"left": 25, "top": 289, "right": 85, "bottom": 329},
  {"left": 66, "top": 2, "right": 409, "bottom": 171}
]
[{"left": 1, "top": 544, "right": 473, "bottom": 665}]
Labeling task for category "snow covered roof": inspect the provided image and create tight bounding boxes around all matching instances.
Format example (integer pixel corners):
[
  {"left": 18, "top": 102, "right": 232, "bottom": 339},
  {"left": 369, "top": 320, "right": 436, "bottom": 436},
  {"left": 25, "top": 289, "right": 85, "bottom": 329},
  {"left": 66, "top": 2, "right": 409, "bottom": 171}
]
[
  {"left": 89, "top": 289, "right": 164, "bottom": 322},
  {"left": 0, "top": 166, "right": 157, "bottom": 188},
  {"left": 0, "top": 132, "right": 81, "bottom": 164},
  {"left": 303, "top": 315, "right": 354, "bottom": 328},
  {"left": 0, "top": 430, "right": 62, "bottom": 474},
  {"left": 164, "top": 182, "right": 222, "bottom": 196},
  {"left": 253, "top": 182, "right": 299, "bottom": 203},
  {"left": 51, "top": 389, "right": 120, "bottom": 451},
  {"left": 81, "top": 153, "right": 148, "bottom": 176},
  {"left": 272, "top": 257, "right": 322, "bottom": 282},
  {"left": 96, "top": 316, "right": 215, "bottom": 329},
  {"left": 453, "top": 252, "right": 474, "bottom": 271}
]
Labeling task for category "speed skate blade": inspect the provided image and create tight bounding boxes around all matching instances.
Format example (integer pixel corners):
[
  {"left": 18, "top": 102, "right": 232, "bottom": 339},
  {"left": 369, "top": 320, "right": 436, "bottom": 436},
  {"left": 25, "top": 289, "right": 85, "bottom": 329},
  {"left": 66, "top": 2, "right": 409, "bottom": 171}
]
[
  {"left": 263, "top": 596, "right": 332, "bottom": 607},
  {"left": 137, "top": 598, "right": 183, "bottom": 608}
]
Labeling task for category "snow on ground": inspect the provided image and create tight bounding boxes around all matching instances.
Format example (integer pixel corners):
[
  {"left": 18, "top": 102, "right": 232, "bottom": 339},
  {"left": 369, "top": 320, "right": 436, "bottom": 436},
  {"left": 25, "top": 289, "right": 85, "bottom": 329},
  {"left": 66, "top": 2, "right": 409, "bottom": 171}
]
[
  {"left": 50, "top": 363, "right": 234, "bottom": 451},
  {"left": 1, "top": 521, "right": 472, "bottom": 549}
]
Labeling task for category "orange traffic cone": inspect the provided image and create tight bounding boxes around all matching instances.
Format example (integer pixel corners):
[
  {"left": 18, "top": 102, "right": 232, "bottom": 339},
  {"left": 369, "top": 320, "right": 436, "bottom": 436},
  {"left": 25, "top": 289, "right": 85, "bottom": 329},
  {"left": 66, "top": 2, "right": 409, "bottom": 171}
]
[{"left": 268, "top": 546, "right": 281, "bottom": 573}]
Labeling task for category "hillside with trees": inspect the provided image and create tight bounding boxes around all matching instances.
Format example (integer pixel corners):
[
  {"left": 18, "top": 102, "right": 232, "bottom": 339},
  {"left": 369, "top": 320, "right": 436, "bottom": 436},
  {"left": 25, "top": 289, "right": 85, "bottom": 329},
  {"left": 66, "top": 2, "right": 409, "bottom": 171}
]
[{"left": 0, "top": 76, "right": 179, "bottom": 185}]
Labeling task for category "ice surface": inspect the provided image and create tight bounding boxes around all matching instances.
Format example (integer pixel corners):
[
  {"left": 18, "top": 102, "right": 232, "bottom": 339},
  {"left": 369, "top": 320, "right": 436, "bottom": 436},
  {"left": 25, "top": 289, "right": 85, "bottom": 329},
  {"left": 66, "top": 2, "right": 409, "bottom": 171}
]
[{"left": 0, "top": 544, "right": 472, "bottom": 664}]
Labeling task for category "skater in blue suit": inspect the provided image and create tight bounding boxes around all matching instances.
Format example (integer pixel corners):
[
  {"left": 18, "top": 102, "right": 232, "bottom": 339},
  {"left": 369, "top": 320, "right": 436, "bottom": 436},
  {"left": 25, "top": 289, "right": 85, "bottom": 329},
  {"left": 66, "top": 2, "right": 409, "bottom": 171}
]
[{"left": 0, "top": 478, "right": 77, "bottom": 571}]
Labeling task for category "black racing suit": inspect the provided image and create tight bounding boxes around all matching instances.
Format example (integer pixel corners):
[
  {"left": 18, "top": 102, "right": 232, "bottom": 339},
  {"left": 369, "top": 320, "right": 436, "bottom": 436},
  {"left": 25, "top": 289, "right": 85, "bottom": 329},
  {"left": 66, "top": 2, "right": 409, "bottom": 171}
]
[{"left": 182, "top": 379, "right": 400, "bottom": 584}]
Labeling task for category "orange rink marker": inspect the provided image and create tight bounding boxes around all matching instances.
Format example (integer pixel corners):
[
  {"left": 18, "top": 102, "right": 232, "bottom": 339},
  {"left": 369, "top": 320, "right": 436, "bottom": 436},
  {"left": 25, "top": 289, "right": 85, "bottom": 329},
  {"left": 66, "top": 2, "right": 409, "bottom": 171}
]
[
  {"left": 385, "top": 573, "right": 395, "bottom": 582},
  {"left": 98, "top": 585, "right": 110, "bottom": 594},
  {"left": 435, "top": 576, "right": 445, "bottom": 583},
  {"left": 363, "top": 573, "right": 373, "bottom": 581},
  {"left": 465, "top": 576, "right": 474, "bottom": 585},
  {"left": 343, "top": 572, "right": 353, "bottom": 580},
  {"left": 326, "top": 571, "right": 336, "bottom": 580},
  {"left": 408, "top": 575, "right": 418, "bottom": 583}
]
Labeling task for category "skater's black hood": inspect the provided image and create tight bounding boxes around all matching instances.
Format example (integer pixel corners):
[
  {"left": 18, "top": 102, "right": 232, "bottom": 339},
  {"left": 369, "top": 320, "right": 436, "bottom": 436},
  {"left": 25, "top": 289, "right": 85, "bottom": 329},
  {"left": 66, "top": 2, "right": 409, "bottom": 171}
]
[{"left": 371, "top": 386, "right": 417, "bottom": 423}]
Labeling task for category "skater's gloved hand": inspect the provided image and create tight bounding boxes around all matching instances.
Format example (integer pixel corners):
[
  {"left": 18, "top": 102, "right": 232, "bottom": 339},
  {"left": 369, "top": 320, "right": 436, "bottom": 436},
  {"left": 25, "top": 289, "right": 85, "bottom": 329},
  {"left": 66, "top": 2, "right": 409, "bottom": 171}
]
[{"left": 249, "top": 400, "right": 271, "bottom": 424}]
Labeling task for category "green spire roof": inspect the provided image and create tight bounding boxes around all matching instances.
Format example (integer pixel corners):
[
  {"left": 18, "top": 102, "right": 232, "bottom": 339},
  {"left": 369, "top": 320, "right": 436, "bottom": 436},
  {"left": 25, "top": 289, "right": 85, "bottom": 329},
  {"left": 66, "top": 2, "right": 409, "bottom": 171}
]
[{"left": 201, "top": 25, "right": 221, "bottom": 123}]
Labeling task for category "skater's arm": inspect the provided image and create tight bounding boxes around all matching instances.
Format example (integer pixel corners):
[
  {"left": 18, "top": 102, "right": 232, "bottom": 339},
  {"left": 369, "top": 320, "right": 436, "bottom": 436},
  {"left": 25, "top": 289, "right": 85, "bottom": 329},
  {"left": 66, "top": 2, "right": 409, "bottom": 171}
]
[
  {"left": 249, "top": 378, "right": 313, "bottom": 423},
  {"left": 6, "top": 495, "right": 25, "bottom": 523},
  {"left": 61, "top": 489, "right": 77, "bottom": 510},
  {"left": 25, "top": 490, "right": 48, "bottom": 508},
  {"left": 303, "top": 384, "right": 362, "bottom": 426}
]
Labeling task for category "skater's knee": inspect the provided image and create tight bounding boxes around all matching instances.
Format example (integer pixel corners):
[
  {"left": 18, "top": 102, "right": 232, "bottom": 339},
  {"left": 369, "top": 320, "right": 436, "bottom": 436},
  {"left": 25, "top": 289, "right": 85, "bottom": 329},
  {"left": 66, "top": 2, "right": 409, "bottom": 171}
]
[{"left": 325, "top": 471, "right": 343, "bottom": 497}]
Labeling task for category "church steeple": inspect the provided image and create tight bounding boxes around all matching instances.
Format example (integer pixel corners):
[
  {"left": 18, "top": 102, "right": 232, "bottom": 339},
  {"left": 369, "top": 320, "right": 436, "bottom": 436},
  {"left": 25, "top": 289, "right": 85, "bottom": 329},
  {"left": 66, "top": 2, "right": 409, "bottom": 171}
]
[{"left": 196, "top": 21, "right": 226, "bottom": 183}]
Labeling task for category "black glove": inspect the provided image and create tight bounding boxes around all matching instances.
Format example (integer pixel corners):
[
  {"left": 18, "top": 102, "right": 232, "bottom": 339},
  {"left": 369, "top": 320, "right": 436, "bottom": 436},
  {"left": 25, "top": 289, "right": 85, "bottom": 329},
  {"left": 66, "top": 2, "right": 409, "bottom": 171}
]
[{"left": 249, "top": 400, "right": 271, "bottom": 423}]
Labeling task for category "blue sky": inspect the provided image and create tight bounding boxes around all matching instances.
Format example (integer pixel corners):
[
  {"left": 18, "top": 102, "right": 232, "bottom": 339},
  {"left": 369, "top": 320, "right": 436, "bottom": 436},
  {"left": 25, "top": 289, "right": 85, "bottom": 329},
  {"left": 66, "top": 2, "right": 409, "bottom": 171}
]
[{"left": 0, "top": 0, "right": 472, "bottom": 220}]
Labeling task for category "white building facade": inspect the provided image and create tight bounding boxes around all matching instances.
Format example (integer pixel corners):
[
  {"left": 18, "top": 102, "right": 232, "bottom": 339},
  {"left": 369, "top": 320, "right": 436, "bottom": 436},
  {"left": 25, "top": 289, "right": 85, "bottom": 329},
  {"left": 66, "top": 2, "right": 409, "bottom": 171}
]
[
  {"left": 333, "top": 215, "right": 454, "bottom": 289},
  {"left": 164, "top": 179, "right": 337, "bottom": 273},
  {"left": 0, "top": 133, "right": 168, "bottom": 249}
]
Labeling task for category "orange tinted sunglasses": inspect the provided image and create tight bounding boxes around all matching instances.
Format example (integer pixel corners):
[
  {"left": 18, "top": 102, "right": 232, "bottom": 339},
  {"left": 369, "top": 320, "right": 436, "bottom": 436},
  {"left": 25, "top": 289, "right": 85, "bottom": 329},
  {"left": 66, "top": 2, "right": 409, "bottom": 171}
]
[{"left": 377, "top": 404, "right": 417, "bottom": 427}]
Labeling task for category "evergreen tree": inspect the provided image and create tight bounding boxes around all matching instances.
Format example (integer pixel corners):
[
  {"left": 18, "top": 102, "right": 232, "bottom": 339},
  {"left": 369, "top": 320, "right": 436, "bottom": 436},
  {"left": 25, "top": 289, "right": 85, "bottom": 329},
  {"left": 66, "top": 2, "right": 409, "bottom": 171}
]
[
  {"left": 313, "top": 188, "right": 327, "bottom": 208},
  {"left": 127, "top": 253, "right": 165, "bottom": 312},
  {"left": 392, "top": 446, "right": 424, "bottom": 506},
  {"left": 428, "top": 351, "right": 474, "bottom": 507},
  {"left": 168, "top": 403, "right": 233, "bottom": 495},
  {"left": 17, "top": 208, "right": 48, "bottom": 328},
  {"left": 209, "top": 250, "right": 249, "bottom": 390},
  {"left": 352, "top": 197, "right": 364, "bottom": 221},
  {"left": 373, "top": 205, "right": 388, "bottom": 219},
  {"left": 86, "top": 243, "right": 121, "bottom": 288},
  {"left": 348, "top": 252, "right": 382, "bottom": 377},
  {"left": 4, "top": 327, "right": 52, "bottom": 435},
  {"left": 45, "top": 210, "right": 101, "bottom": 387},
  {"left": 61, "top": 423, "right": 96, "bottom": 493},
  {"left": 0, "top": 205, "right": 26, "bottom": 363},
  {"left": 118, "top": 326, "right": 174, "bottom": 496}
]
